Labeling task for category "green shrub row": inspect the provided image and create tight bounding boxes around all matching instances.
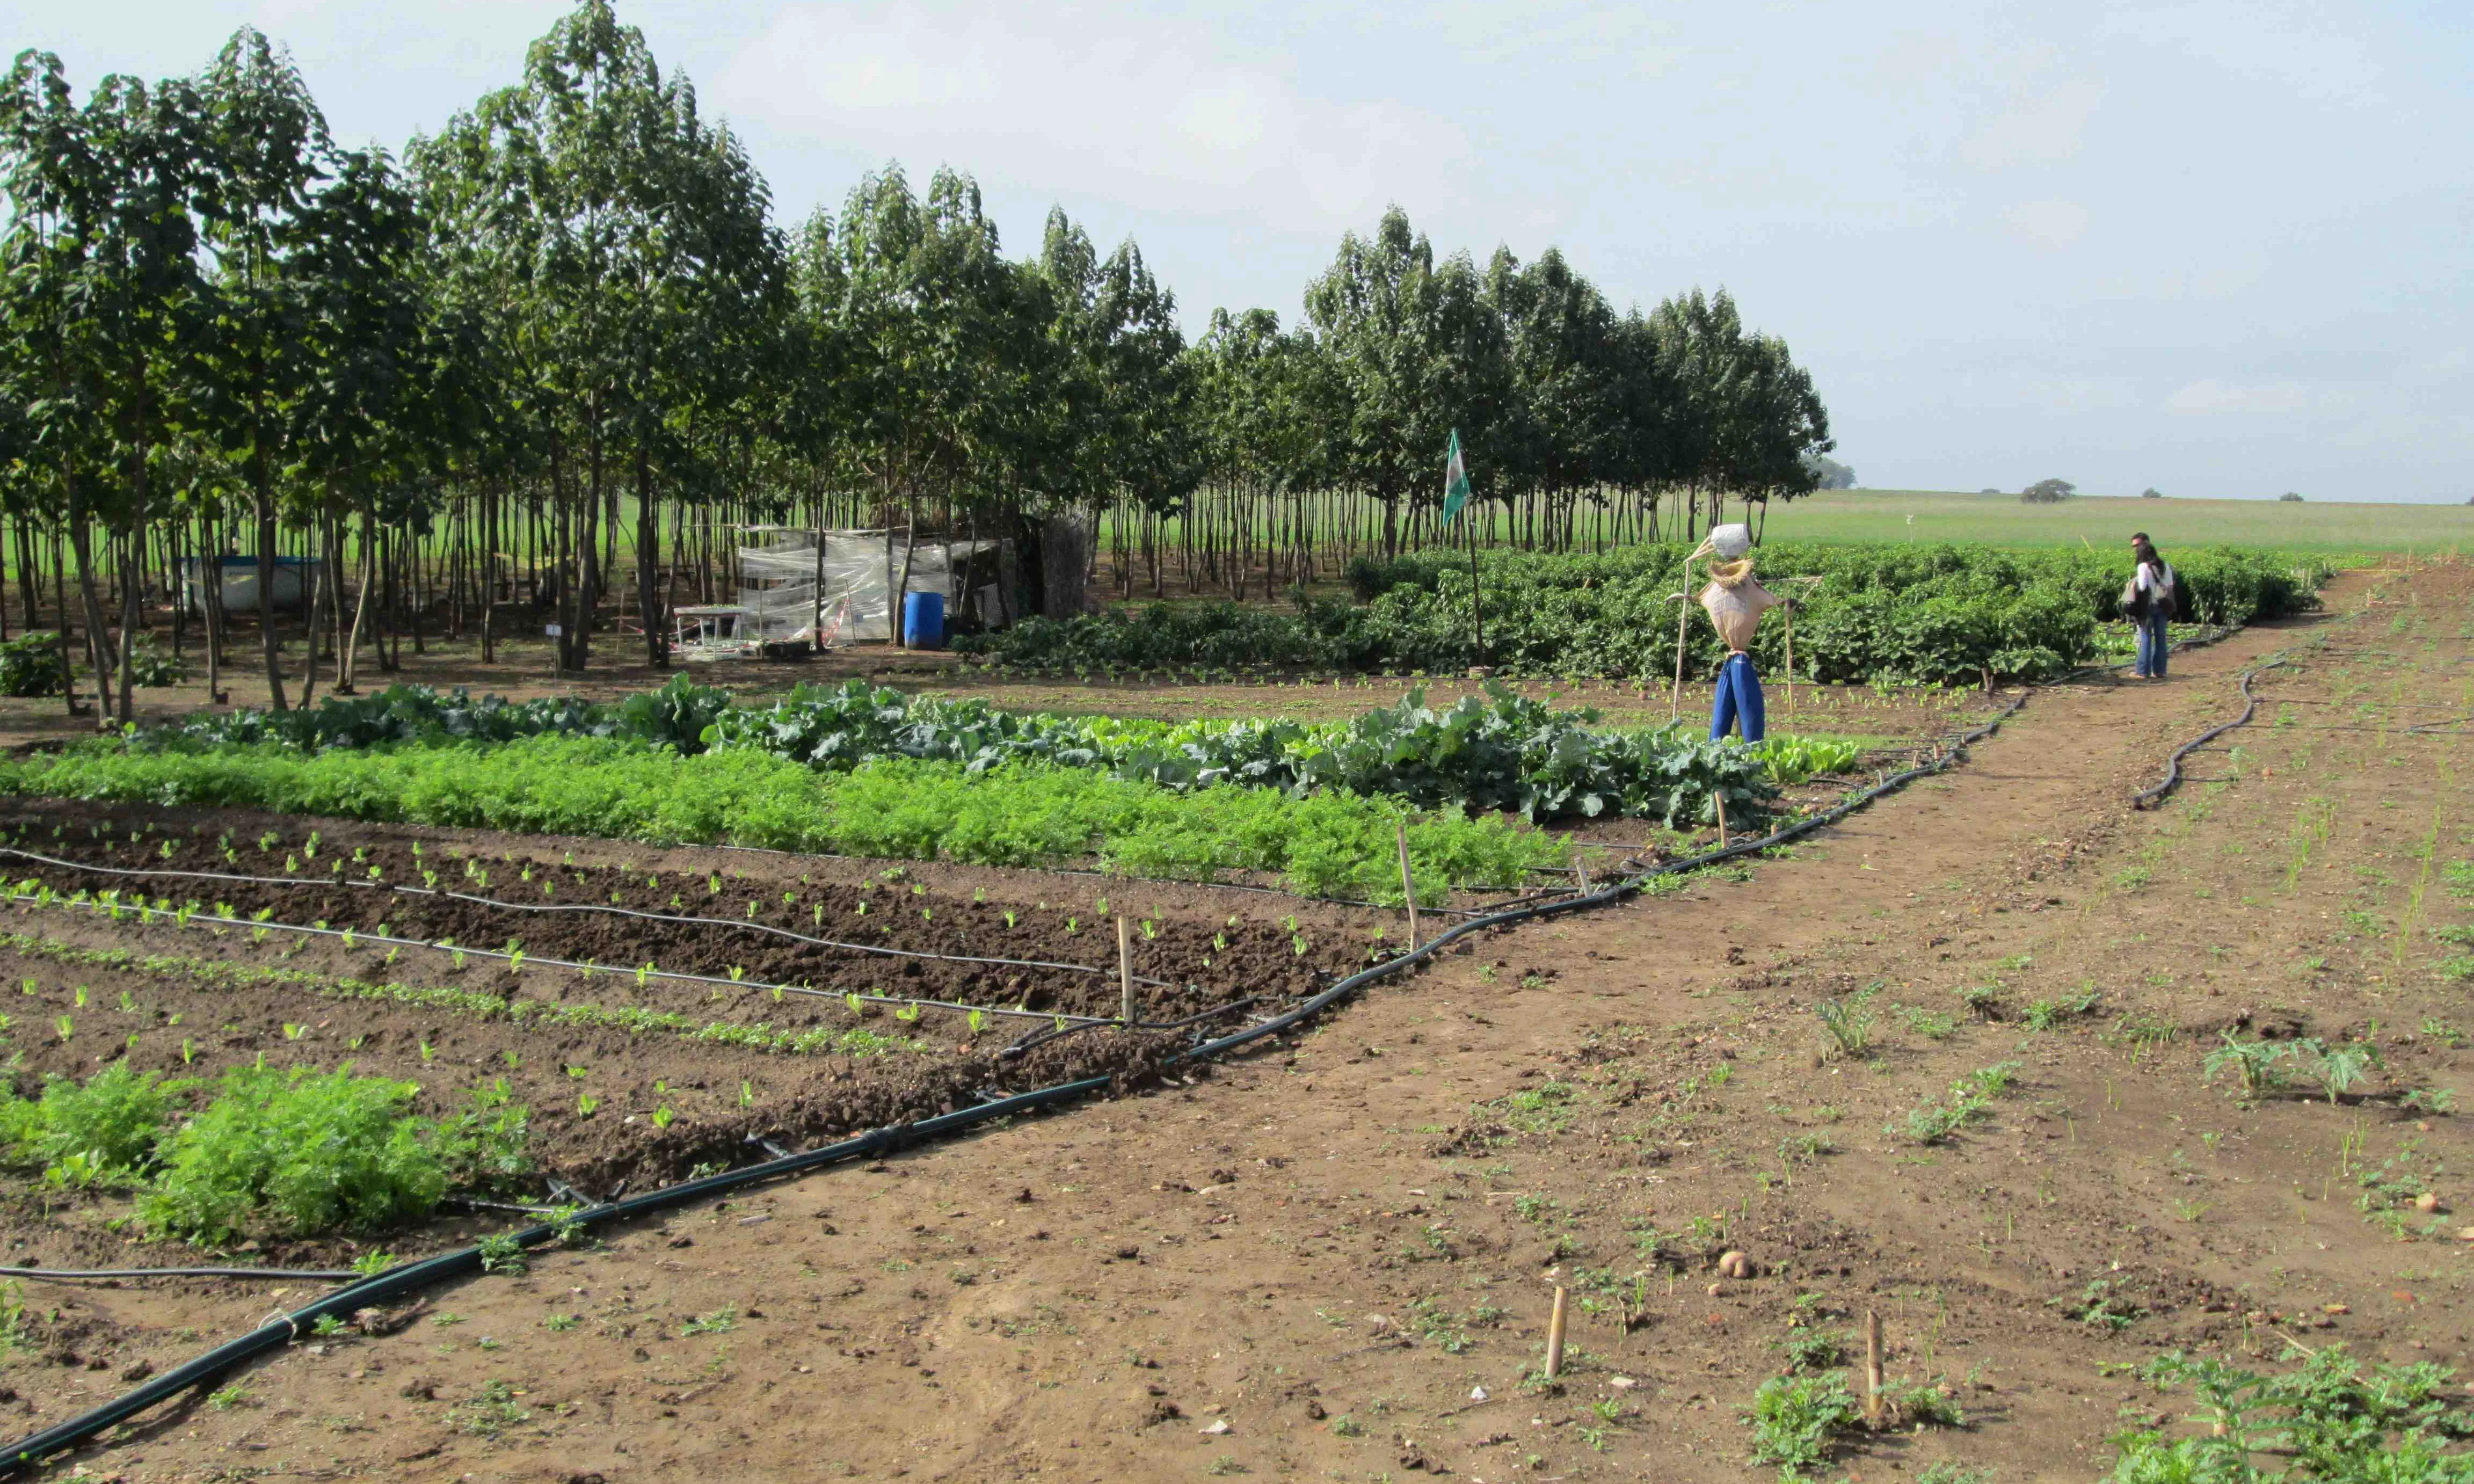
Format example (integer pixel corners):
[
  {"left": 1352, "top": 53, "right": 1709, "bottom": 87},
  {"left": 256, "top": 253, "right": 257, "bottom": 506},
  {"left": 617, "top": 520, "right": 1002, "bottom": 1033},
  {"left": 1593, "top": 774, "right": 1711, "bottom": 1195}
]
[
  {"left": 0, "top": 736, "right": 1567, "bottom": 903},
  {"left": 0, "top": 1061, "right": 529, "bottom": 1246},
  {"left": 140, "top": 671, "right": 726, "bottom": 753},
  {"left": 959, "top": 542, "right": 2341, "bottom": 684},
  {"left": 0, "top": 634, "right": 67, "bottom": 699}
]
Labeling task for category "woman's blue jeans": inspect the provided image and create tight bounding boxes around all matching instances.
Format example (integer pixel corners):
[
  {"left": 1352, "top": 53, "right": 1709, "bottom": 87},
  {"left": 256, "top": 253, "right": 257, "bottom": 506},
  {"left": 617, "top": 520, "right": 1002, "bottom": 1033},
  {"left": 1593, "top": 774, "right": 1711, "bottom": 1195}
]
[{"left": 2135, "top": 610, "right": 2170, "bottom": 678}]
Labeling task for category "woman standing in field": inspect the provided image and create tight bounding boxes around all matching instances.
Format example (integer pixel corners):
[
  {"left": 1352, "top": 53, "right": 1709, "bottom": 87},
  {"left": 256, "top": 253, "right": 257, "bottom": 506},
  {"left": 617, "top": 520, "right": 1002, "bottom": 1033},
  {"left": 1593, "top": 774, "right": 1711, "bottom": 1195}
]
[{"left": 2126, "top": 532, "right": 2178, "bottom": 679}]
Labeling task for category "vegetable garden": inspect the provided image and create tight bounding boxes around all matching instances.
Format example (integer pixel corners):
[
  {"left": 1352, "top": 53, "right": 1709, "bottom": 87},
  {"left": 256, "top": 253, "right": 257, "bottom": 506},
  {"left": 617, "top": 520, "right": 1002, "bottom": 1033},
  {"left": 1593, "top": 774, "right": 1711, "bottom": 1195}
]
[
  {"left": 0, "top": 670, "right": 1873, "bottom": 1271},
  {"left": 0, "top": 531, "right": 2329, "bottom": 1268}
]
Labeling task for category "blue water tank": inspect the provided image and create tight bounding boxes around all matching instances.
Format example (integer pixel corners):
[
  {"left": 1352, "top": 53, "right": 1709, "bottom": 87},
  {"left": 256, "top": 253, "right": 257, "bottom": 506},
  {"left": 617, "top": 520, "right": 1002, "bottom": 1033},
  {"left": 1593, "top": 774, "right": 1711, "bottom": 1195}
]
[{"left": 901, "top": 591, "right": 945, "bottom": 649}]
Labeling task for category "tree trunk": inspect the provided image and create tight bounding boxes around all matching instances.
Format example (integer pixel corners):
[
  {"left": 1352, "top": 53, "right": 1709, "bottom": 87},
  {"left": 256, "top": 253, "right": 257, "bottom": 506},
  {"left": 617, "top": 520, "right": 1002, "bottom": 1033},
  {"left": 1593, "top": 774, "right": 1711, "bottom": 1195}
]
[
  {"left": 298, "top": 512, "right": 328, "bottom": 707},
  {"left": 341, "top": 506, "right": 377, "bottom": 693},
  {"left": 636, "top": 441, "right": 666, "bottom": 667},
  {"left": 67, "top": 518, "right": 116, "bottom": 728},
  {"left": 255, "top": 493, "right": 286, "bottom": 710}
]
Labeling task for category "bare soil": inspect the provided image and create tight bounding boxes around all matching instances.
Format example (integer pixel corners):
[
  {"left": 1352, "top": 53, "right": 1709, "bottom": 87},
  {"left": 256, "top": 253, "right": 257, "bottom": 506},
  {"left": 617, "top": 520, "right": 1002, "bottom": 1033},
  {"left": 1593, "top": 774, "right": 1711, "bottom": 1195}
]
[{"left": 3, "top": 564, "right": 2469, "bottom": 1484}]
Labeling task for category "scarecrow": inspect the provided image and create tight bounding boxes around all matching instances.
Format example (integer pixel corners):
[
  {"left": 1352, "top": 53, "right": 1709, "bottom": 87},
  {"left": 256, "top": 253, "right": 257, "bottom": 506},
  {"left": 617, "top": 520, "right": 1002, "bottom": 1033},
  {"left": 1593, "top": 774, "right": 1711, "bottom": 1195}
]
[{"left": 1676, "top": 523, "right": 1782, "bottom": 743}]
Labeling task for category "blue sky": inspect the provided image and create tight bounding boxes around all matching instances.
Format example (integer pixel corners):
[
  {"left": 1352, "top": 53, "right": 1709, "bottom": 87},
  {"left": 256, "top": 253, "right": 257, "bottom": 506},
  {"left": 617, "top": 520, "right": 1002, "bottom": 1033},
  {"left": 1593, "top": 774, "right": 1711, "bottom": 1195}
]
[{"left": 9, "top": 0, "right": 2470, "bottom": 503}]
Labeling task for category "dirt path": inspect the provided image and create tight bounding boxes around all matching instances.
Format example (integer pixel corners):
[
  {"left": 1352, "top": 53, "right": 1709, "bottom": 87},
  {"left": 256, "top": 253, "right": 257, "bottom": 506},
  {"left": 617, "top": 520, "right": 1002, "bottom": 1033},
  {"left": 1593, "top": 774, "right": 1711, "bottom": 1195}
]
[{"left": 21, "top": 566, "right": 2474, "bottom": 1484}]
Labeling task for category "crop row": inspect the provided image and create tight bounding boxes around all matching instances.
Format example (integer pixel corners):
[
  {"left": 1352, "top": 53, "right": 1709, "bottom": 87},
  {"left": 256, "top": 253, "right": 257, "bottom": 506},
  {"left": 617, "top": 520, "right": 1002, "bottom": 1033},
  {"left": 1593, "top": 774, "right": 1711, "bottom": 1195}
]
[
  {"left": 0, "top": 1059, "right": 528, "bottom": 1247},
  {"left": 0, "top": 738, "right": 1567, "bottom": 904},
  {"left": 136, "top": 679, "right": 1787, "bottom": 831},
  {"left": 959, "top": 541, "right": 2340, "bottom": 684}
]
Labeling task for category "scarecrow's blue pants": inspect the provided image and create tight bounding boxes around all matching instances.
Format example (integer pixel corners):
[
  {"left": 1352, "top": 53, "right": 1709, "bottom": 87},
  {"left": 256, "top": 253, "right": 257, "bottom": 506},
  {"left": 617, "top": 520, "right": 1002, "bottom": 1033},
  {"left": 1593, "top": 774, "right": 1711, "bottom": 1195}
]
[{"left": 1710, "top": 652, "right": 1766, "bottom": 743}]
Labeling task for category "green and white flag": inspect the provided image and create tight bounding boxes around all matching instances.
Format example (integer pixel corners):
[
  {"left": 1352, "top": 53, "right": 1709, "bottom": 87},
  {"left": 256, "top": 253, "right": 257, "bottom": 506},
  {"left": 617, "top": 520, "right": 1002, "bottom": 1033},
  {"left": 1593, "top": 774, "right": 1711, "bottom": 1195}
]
[{"left": 1442, "top": 428, "right": 1472, "bottom": 525}]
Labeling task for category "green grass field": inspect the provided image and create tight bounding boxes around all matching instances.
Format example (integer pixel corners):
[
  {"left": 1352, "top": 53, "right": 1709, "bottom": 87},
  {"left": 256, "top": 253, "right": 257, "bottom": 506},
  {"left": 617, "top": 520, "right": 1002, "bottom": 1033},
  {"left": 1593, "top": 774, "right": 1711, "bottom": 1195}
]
[{"left": 1757, "top": 489, "right": 2471, "bottom": 555}]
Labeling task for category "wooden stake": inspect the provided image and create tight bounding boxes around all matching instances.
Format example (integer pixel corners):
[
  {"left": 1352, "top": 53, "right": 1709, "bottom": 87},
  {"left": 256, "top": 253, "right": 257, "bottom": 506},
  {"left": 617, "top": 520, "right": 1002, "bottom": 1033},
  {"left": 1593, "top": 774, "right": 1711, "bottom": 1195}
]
[
  {"left": 1783, "top": 603, "right": 1795, "bottom": 718},
  {"left": 1545, "top": 1286, "right": 1569, "bottom": 1379},
  {"left": 1670, "top": 561, "right": 1694, "bottom": 719},
  {"left": 1116, "top": 915, "right": 1135, "bottom": 1027},
  {"left": 1395, "top": 821, "right": 1418, "bottom": 949},
  {"left": 1574, "top": 855, "right": 1590, "bottom": 896},
  {"left": 1713, "top": 788, "right": 1729, "bottom": 848},
  {"left": 1863, "top": 1310, "right": 1885, "bottom": 1427}
]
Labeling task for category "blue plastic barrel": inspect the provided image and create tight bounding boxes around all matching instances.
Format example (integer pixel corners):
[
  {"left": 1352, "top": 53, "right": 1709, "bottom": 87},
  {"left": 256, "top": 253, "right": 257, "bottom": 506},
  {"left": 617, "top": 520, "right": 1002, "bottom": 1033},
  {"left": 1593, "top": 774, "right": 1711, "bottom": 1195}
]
[{"left": 901, "top": 591, "right": 945, "bottom": 649}]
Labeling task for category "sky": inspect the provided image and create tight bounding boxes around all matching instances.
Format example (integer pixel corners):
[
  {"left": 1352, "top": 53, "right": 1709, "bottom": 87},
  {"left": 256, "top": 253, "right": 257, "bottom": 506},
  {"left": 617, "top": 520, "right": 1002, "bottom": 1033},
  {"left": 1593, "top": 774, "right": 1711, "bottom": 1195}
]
[{"left": 8, "top": 0, "right": 2471, "bottom": 504}]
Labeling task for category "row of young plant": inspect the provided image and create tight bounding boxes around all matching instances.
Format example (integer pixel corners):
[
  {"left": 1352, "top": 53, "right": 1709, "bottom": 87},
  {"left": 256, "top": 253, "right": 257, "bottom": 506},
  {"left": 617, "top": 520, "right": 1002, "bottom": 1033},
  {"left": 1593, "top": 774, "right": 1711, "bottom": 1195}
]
[
  {"left": 1747, "top": 1333, "right": 2474, "bottom": 1484},
  {"left": 0, "top": 738, "right": 1565, "bottom": 904},
  {"left": 0, "top": 1059, "right": 528, "bottom": 1247},
  {"left": 0, "top": 929, "right": 926, "bottom": 1063},
  {"left": 133, "top": 677, "right": 1795, "bottom": 829},
  {"left": 961, "top": 542, "right": 2341, "bottom": 685},
  {"left": 1758, "top": 980, "right": 2472, "bottom": 1481}
]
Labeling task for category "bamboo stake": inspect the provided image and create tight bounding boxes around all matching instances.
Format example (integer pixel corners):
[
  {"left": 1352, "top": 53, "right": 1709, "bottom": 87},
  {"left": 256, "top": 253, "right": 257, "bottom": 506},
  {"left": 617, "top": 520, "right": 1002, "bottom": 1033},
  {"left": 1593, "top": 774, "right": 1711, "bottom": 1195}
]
[
  {"left": 1546, "top": 1286, "right": 1569, "bottom": 1379},
  {"left": 1669, "top": 558, "right": 1694, "bottom": 719},
  {"left": 1395, "top": 821, "right": 1418, "bottom": 949},
  {"left": 1714, "top": 788, "right": 1729, "bottom": 848},
  {"left": 1863, "top": 1310, "right": 1885, "bottom": 1426},
  {"left": 1117, "top": 915, "right": 1135, "bottom": 1027},
  {"left": 1784, "top": 602, "right": 1795, "bottom": 718}
]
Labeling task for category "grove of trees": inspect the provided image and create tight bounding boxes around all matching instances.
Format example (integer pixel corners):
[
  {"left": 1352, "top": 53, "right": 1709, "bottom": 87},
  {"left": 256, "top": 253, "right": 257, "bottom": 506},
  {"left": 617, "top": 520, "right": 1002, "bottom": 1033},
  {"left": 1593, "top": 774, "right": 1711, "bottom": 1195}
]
[{"left": 0, "top": 1, "right": 1835, "bottom": 718}]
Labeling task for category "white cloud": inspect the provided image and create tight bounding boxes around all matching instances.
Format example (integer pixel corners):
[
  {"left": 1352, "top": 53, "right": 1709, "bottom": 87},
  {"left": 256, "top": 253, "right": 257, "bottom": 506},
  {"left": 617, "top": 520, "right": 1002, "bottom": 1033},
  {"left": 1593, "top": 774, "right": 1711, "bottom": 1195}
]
[
  {"left": 716, "top": 3, "right": 1473, "bottom": 232},
  {"left": 2163, "top": 379, "right": 2317, "bottom": 416},
  {"left": 1959, "top": 77, "right": 2105, "bottom": 169},
  {"left": 2000, "top": 197, "right": 2090, "bottom": 249}
]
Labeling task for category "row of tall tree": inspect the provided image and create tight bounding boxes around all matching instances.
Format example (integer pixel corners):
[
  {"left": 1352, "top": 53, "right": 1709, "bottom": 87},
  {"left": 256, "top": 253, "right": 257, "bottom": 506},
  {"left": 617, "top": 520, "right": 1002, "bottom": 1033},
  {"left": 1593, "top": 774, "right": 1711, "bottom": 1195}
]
[{"left": 0, "top": 1, "right": 1833, "bottom": 717}]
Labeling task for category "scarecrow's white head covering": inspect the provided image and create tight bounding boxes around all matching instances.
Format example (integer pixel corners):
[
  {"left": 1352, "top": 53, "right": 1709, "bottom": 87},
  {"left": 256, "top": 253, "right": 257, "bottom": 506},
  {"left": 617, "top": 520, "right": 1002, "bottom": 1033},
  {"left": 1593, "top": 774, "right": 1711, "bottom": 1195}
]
[{"left": 1690, "top": 523, "right": 1754, "bottom": 562}]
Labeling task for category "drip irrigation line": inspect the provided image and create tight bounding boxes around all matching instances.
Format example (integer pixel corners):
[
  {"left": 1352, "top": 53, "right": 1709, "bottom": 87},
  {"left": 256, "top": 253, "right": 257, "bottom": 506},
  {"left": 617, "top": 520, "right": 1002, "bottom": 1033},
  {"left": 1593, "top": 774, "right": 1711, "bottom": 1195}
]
[
  {"left": 0, "top": 847, "right": 1169, "bottom": 988},
  {"left": 2129, "top": 661, "right": 2290, "bottom": 810},
  {"left": 0, "top": 670, "right": 2031, "bottom": 1480},
  {"left": 0, "top": 893, "right": 1130, "bottom": 1030},
  {"left": 708, "top": 840, "right": 1503, "bottom": 918},
  {"left": 0, "top": 1265, "right": 360, "bottom": 1283},
  {"left": 2130, "top": 618, "right": 2374, "bottom": 810},
  {"left": 1000, "top": 994, "right": 1261, "bottom": 1060}
]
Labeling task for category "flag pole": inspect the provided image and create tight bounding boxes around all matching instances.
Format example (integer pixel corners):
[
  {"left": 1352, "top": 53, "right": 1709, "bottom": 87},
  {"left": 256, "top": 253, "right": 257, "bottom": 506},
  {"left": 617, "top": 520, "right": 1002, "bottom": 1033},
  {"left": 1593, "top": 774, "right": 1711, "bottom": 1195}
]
[
  {"left": 1443, "top": 428, "right": 1484, "bottom": 667},
  {"left": 1468, "top": 502, "right": 1486, "bottom": 665}
]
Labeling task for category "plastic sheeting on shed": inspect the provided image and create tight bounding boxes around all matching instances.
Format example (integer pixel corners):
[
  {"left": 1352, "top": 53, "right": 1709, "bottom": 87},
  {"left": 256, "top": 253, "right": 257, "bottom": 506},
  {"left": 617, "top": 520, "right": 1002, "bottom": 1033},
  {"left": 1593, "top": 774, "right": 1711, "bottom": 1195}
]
[{"left": 737, "top": 529, "right": 1008, "bottom": 645}]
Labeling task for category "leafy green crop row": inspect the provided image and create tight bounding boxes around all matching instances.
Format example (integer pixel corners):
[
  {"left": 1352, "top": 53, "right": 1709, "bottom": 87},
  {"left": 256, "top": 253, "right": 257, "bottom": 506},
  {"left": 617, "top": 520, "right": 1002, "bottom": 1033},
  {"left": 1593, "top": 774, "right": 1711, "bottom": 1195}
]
[
  {"left": 707, "top": 680, "right": 1776, "bottom": 828},
  {"left": 1, "top": 737, "right": 1566, "bottom": 903},
  {"left": 137, "top": 678, "right": 1778, "bottom": 830},
  {"left": 961, "top": 542, "right": 2340, "bottom": 685},
  {"left": 0, "top": 1061, "right": 528, "bottom": 1245}
]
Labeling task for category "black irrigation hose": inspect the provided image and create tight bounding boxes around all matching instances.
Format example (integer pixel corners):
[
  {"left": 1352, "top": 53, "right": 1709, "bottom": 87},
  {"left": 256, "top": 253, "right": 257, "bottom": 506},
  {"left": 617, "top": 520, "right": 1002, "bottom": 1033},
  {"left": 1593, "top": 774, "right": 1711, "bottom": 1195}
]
[
  {"left": 713, "top": 839, "right": 1507, "bottom": 919},
  {"left": 998, "top": 994, "right": 1261, "bottom": 1060},
  {"left": 0, "top": 1265, "right": 360, "bottom": 1283},
  {"left": 0, "top": 847, "right": 1171, "bottom": 988},
  {"left": 0, "top": 690, "right": 2032, "bottom": 1479},
  {"left": 2128, "top": 613, "right": 2376, "bottom": 810},
  {"left": 2129, "top": 661, "right": 2291, "bottom": 810}
]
